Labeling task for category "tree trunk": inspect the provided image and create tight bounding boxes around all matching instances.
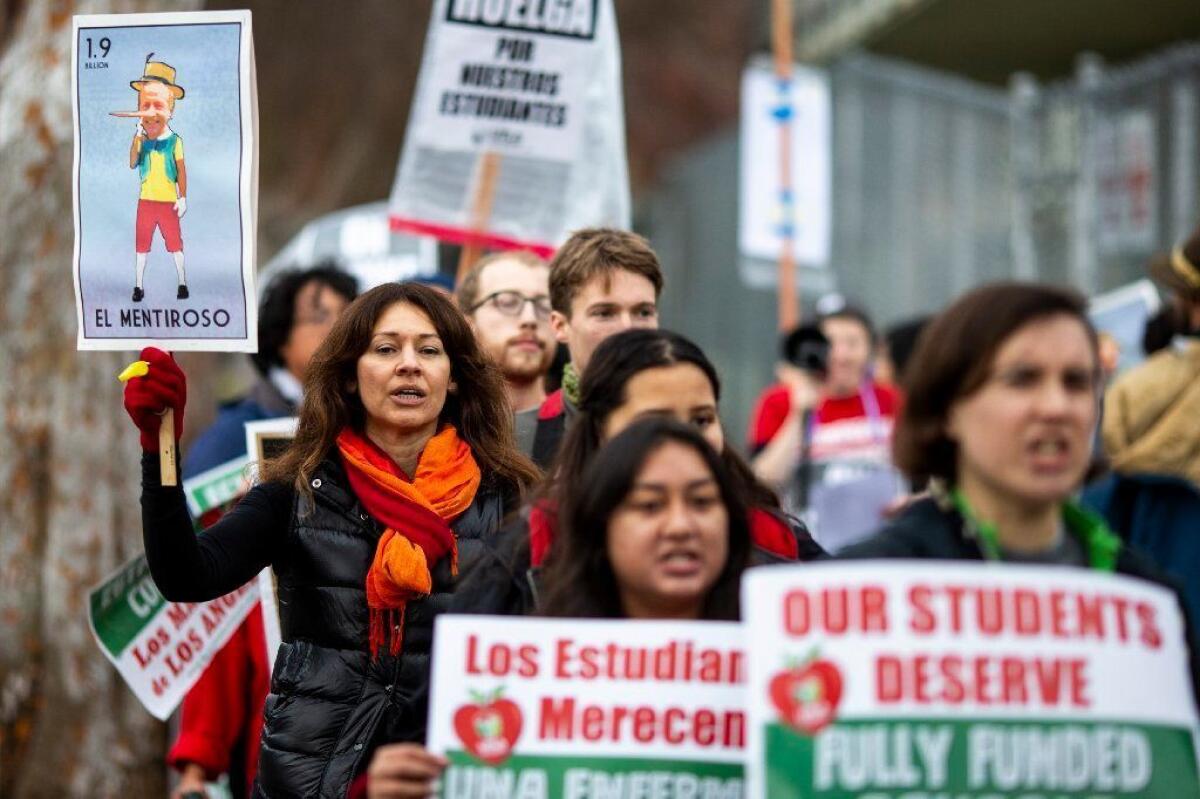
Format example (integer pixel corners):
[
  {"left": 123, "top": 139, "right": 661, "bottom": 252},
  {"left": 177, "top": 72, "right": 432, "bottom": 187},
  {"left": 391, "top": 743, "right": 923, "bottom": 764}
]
[{"left": 0, "top": 1, "right": 198, "bottom": 796}]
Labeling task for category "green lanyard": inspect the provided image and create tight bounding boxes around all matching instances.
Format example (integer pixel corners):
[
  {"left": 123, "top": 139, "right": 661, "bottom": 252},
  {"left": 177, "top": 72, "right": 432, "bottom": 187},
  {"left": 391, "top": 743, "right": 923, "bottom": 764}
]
[{"left": 949, "top": 488, "right": 1120, "bottom": 572}]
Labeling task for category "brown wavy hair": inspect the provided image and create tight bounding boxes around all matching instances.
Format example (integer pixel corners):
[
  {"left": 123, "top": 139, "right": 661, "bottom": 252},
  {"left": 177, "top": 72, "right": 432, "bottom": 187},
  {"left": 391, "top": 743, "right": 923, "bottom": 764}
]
[
  {"left": 894, "top": 281, "right": 1099, "bottom": 485},
  {"left": 548, "top": 228, "right": 664, "bottom": 316},
  {"left": 260, "top": 282, "right": 541, "bottom": 498}
]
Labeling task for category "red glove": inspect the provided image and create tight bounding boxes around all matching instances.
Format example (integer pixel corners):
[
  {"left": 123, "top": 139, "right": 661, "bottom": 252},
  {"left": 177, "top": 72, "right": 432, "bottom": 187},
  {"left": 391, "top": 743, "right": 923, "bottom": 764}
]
[{"left": 123, "top": 347, "right": 186, "bottom": 452}]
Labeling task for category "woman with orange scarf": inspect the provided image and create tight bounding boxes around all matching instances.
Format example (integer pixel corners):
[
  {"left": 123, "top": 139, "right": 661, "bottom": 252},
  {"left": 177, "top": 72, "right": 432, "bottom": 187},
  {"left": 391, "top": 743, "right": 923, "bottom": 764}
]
[{"left": 127, "top": 283, "right": 539, "bottom": 798}]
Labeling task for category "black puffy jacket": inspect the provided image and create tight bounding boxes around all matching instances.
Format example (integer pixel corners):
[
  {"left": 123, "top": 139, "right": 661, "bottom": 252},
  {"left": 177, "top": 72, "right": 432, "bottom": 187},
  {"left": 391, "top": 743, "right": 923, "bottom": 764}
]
[
  {"left": 259, "top": 458, "right": 512, "bottom": 797},
  {"left": 141, "top": 453, "right": 516, "bottom": 798}
]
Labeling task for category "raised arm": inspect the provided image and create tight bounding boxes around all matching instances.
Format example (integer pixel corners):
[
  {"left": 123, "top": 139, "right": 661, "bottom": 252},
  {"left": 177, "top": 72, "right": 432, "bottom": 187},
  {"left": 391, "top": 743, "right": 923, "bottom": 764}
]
[
  {"left": 141, "top": 453, "right": 289, "bottom": 600},
  {"left": 125, "top": 347, "right": 288, "bottom": 600},
  {"left": 752, "top": 371, "right": 817, "bottom": 489}
]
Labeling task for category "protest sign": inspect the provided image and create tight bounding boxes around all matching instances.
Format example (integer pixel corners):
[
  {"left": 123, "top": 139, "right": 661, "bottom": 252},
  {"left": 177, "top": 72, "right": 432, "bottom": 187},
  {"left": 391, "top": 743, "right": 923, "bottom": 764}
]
[
  {"left": 182, "top": 452, "right": 250, "bottom": 518},
  {"left": 429, "top": 615, "right": 745, "bottom": 798},
  {"left": 738, "top": 58, "right": 831, "bottom": 290},
  {"left": 87, "top": 554, "right": 259, "bottom": 721},
  {"left": 743, "top": 562, "right": 1200, "bottom": 799},
  {"left": 1089, "top": 278, "right": 1161, "bottom": 375},
  {"left": 72, "top": 10, "right": 257, "bottom": 351},
  {"left": 244, "top": 417, "right": 297, "bottom": 671},
  {"left": 1095, "top": 110, "right": 1159, "bottom": 255},
  {"left": 260, "top": 201, "right": 443, "bottom": 293},
  {"left": 87, "top": 454, "right": 262, "bottom": 719},
  {"left": 390, "top": 0, "right": 628, "bottom": 257},
  {"left": 244, "top": 416, "right": 297, "bottom": 469}
]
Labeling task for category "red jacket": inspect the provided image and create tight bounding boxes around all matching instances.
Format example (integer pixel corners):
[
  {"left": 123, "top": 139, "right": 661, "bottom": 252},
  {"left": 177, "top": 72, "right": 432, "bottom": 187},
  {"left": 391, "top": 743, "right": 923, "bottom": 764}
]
[{"left": 166, "top": 602, "right": 270, "bottom": 797}]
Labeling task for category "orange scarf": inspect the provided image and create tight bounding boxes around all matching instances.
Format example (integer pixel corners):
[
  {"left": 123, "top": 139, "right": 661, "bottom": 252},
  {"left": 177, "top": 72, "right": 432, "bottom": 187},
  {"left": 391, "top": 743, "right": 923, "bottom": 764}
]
[{"left": 336, "top": 425, "right": 481, "bottom": 658}]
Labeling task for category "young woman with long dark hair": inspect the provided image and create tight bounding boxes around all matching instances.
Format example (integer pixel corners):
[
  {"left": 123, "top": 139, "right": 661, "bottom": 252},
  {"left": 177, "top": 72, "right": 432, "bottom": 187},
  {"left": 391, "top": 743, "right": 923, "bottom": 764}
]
[
  {"left": 537, "top": 417, "right": 752, "bottom": 619},
  {"left": 367, "top": 418, "right": 754, "bottom": 796},
  {"left": 528, "top": 328, "right": 820, "bottom": 566}
]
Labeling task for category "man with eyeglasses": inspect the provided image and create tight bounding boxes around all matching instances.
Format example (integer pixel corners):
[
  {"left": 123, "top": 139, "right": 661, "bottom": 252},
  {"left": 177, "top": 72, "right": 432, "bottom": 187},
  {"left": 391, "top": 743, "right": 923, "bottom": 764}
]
[{"left": 458, "top": 251, "right": 557, "bottom": 455}]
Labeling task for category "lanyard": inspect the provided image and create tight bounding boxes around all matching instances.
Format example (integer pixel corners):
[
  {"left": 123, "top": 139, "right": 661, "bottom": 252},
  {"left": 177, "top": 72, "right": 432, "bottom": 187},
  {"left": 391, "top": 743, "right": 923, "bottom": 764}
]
[{"left": 949, "top": 488, "right": 1120, "bottom": 572}]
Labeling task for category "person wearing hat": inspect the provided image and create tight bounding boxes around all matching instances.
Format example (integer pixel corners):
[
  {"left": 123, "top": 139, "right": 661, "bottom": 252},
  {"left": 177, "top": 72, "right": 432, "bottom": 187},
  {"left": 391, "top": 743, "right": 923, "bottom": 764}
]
[
  {"left": 127, "top": 59, "right": 188, "bottom": 302},
  {"left": 1083, "top": 230, "right": 1200, "bottom": 639},
  {"left": 1101, "top": 222, "right": 1200, "bottom": 489}
]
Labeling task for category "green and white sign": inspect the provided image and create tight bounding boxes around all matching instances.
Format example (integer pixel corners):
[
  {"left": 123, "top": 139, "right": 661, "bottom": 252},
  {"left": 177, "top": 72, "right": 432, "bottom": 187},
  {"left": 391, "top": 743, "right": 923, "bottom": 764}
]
[
  {"left": 743, "top": 562, "right": 1200, "bottom": 798},
  {"left": 429, "top": 615, "right": 745, "bottom": 798},
  {"left": 183, "top": 453, "right": 250, "bottom": 518},
  {"left": 87, "top": 553, "right": 259, "bottom": 720},
  {"left": 87, "top": 454, "right": 259, "bottom": 720}
]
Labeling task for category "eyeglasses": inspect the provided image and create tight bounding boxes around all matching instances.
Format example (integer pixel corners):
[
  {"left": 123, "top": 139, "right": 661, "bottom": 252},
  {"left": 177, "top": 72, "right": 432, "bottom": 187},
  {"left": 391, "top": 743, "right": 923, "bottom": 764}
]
[{"left": 471, "top": 290, "right": 552, "bottom": 320}]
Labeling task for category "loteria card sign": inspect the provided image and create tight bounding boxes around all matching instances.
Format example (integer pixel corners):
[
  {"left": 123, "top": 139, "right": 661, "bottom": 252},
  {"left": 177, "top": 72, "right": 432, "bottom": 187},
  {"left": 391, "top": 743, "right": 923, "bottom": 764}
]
[
  {"left": 72, "top": 10, "right": 257, "bottom": 351},
  {"left": 743, "top": 562, "right": 1200, "bottom": 798},
  {"left": 429, "top": 615, "right": 745, "bottom": 798}
]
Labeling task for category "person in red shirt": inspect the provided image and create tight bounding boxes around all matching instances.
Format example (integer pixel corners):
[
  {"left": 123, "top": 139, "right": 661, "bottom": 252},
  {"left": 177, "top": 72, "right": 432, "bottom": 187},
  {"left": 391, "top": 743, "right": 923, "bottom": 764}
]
[{"left": 749, "top": 303, "right": 903, "bottom": 548}]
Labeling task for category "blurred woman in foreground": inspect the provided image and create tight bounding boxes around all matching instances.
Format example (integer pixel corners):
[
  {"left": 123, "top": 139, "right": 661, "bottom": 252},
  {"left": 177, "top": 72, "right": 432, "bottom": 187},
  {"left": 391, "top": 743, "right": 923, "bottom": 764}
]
[
  {"left": 840, "top": 283, "right": 1137, "bottom": 568},
  {"left": 838, "top": 284, "right": 1198, "bottom": 702}
]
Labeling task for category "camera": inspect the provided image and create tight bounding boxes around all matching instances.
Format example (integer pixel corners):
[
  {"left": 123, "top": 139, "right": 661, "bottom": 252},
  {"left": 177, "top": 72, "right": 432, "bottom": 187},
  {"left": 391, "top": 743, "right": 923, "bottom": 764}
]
[{"left": 782, "top": 325, "right": 830, "bottom": 377}]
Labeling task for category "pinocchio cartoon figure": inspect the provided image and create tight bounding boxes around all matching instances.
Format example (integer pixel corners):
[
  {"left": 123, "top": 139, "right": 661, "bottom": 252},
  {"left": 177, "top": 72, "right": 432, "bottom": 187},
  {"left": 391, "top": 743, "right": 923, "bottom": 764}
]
[{"left": 117, "top": 55, "right": 188, "bottom": 302}]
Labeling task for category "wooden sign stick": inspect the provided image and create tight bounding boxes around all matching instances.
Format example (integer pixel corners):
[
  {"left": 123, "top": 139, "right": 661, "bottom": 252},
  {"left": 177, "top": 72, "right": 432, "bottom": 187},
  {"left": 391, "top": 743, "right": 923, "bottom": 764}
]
[
  {"left": 159, "top": 407, "right": 178, "bottom": 486},
  {"left": 772, "top": 0, "right": 799, "bottom": 332},
  {"left": 456, "top": 150, "right": 503, "bottom": 286}
]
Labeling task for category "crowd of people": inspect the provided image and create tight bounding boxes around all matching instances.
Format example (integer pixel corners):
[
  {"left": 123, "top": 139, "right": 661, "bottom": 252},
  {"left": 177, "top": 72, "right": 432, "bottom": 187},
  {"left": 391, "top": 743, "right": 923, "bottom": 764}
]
[{"left": 121, "top": 224, "right": 1200, "bottom": 798}]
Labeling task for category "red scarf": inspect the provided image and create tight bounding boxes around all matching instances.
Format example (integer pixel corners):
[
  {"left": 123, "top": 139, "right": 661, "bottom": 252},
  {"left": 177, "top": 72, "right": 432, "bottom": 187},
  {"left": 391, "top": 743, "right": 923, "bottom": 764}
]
[
  {"left": 337, "top": 425, "right": 481, "bottom": 658},
  {"left": 528, "top": 502, "right": 800, "bottom": 567}
]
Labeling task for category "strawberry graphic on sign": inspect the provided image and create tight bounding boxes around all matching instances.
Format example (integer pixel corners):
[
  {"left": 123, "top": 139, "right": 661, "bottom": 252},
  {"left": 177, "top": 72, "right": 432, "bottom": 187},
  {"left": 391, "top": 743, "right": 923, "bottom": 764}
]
[
  {"left": 453, "top": 687, "right": 523, "bottom": 765},
  {"left": 769, "top": 650, "right": 843, "bottom": 735}
]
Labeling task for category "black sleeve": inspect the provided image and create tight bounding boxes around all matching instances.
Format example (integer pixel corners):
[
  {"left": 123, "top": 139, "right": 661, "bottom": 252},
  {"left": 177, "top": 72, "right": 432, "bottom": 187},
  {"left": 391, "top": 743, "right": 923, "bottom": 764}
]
[
  {"left": 1119, "top": 547, "right": 1200, "bottom": 717},
  {"left": 1175, "top": 587, "right": 1200, "bottom": 720},
  {"left": 141, "top": 452, "right": 292, "bottom": 602},
  {"left": 452, "top": 512, "right": 536, "bottom": 617},
  {"left": 784, "top": 512, "right": 826, "bottom": 560}
]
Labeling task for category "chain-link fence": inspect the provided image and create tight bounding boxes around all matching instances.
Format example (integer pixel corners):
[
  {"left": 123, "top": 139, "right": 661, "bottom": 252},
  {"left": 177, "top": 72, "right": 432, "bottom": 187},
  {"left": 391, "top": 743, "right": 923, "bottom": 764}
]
[
  {"left": 646, "top": 42, "right": 1200, "bottom": 440},
  {"left": 646, "top": 51, "right": 1013, "bottom": 435},
  {"left": 1011, "top": 43, "right": 1200, "bottom": 294},
  {"left": 826, "top": 52, "right": 1012, "bottom": 326}
]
